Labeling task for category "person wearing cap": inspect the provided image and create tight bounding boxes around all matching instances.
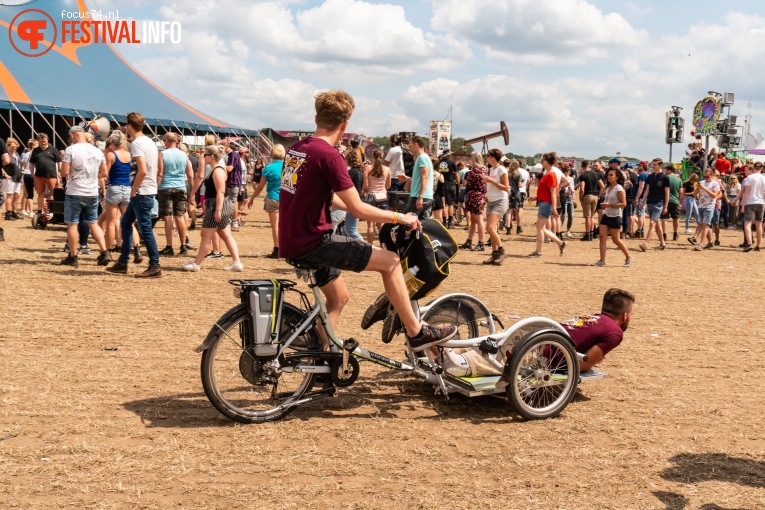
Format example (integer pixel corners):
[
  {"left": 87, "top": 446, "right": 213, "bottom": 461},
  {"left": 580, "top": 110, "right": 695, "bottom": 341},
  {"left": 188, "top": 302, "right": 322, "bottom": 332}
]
[
  {"left": 58, "top": 126, "right": 111, "bottom": 268},
  {"left": 739, "top": 162, "right": 765, "bottom": 252},
  {"left": 634, "top": 161, "right": 650, "bottom": 238},
  {"left": 639, "top": 158, "right": 670, "bottom": 252}
]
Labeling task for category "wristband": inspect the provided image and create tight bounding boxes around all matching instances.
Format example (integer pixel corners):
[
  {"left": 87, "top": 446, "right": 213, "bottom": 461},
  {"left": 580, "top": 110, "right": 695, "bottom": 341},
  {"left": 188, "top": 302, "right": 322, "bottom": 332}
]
[{"left": 393, "top": 212, "right": 401, "bottom": 224}]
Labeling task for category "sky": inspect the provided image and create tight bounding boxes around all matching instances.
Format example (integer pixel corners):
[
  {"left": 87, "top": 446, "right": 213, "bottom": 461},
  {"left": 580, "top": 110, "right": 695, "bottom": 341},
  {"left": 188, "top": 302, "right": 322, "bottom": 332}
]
[{"left": 91, "top": 0, "right": 764, "bottom": 159}]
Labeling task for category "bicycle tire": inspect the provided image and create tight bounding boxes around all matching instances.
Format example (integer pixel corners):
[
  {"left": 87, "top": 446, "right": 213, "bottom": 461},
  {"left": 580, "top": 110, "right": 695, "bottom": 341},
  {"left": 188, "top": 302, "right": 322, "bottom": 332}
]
[
  {"left": 505, "top": 332, "right": 578, "bottom": 420},
  {"left": 200, "top": 302, "right": 322, "bottom": 423}
]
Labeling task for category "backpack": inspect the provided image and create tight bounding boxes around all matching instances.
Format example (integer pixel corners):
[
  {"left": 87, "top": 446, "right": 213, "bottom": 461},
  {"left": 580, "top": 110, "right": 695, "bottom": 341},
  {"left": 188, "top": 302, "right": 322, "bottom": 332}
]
[{"left": 379, "top": 219, "right": 458, "bottom": 300}]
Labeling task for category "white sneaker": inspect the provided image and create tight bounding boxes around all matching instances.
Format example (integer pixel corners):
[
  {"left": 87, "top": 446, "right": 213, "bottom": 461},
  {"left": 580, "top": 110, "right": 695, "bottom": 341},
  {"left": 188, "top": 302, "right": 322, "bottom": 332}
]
[
  {"left": 224, "top": 262, "right": 244, "bottom": 272},
  {"left": 591, "top": 260, "right": 606, "bottom": 267},
  {"left": 685, "top": 228, "right": 693, "bottom": 234},
  {"left": 565, "top": 232, "right": 573, "bottom": 238},
  {"left": 182, "top": 262, "right": 201, "bottom": 272},
  {"left": 624, "top": 257, "right": 633, "bottom": 267}
]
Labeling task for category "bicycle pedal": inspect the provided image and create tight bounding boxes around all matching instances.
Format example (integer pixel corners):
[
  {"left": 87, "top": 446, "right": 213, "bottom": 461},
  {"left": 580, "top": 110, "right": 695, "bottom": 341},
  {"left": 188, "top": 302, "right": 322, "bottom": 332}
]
[{"left": 343, "top": 338, "right": 359, "bottom": 352}]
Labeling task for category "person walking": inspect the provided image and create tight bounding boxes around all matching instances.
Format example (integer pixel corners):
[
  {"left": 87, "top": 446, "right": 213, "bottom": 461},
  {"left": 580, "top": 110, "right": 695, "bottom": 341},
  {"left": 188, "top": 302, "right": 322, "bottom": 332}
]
[
  {"left": 639, "top": 158, "right": 670, "bottom": 252},
  {"left": 557, "top": 163, "right": 574, "bottom": 238},
  {"left": 183, "top": 145, "right": 243, "bottom": 271},
  {"left": 688, "top": 168, "right": 721, "bottom": 252},
  {"left": 3, "top": 138, "right": 22, "bottom": 220},
  {"left": 661, "top": 165, "right": 683, "bottom": 242},
  {"left": 528, "top": 152, "right": 566, "bottom": 257},
  {"left": 105, "top": 112, "right": 162, "bottom": 277},
  {"left": 578, "top": 160, "right": 603, "bottom": 242},
  {"left": 361, "top": 148, "right": 391, "bottom": 244},
  {"left": 459, "top": 152, "right": 487, "bottom": 251},
  {"left": 483, "top": 148, "right": 510, "bottom": 265},
  {"left": 592, "top": 168, "right": 632, "bottom": 267},
  {"left": 403, "top": 136, "right": 434, "bottom": 219},
  {"left": 247, "top": 144, "right": 285, "bottom": 258},
  {"left": 739, "top": 162, "right": 765, "bottom": 252},
  {"left": 681, "top": 173, "right": 699, "bottom": 234},
  {"left": 728, "top": 173, "right": 742, "bottom": 228}
]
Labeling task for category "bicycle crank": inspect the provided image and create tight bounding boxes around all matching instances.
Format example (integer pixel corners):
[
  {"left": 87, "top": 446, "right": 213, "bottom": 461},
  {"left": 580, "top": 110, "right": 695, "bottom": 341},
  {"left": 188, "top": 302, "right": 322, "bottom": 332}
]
[{"left": 330, "top": 356, "right": 360, "bottom": 387}]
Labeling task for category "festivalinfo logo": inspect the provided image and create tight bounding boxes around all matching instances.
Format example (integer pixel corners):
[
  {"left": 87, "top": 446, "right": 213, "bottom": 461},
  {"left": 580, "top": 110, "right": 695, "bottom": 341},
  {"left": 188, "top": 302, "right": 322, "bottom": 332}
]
[{"left": 8, "top": 7, "right": 182, "bottom": 57}]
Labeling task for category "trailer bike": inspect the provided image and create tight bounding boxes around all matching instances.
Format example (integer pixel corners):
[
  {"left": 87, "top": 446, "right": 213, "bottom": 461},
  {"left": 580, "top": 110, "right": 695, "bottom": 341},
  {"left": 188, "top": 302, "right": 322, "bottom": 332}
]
[{"left": 195, "top": 268, "right": 606, "bottom": 423}]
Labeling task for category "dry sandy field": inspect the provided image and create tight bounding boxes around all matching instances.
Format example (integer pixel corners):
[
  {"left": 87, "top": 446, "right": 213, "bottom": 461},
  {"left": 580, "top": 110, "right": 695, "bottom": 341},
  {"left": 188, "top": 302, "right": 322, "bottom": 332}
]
[{"left": 1, "top": 199, "right": 764, "bottom": 509}]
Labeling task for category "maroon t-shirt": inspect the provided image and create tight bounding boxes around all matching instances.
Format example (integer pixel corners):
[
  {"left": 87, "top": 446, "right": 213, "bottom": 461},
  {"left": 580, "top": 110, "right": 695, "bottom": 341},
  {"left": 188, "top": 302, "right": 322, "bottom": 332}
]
[
  {"left": 278, "top": 137, "right": 354, "bottom": 259},
  {"left": 560, "top": 314, "right": 623, "bottom": 357}
]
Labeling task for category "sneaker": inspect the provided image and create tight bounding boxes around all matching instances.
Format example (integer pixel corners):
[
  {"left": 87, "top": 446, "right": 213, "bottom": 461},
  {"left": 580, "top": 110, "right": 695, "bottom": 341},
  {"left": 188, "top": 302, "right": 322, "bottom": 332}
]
[
  {"left": 133, "top": 246, "right": 143, "bottom": 264},
  {"left": 624, "top": 257, "right": 633, "bottom": 267},
  {"left": 673, "top": 233, "right": 679, "bottom": 241},
  {"left": 559, "top": 241, "right": 567, "bottom": 256},
  {"left": 714, "top": 240, "right": 720, "bottom": 247},
  {"left": 63, "top": 242, "right": 70, "bottom": 252},
  {"left": 459, "top": 240, "right": 473, "bottom": 250},
  {"left": 639, "top": 243, "right": 647, "bottom": 252},
  {"left": 743, "top": 245, "right": 754, "bottom": 253},
  {"left": 580, "top": 233, "right": 591, "bottom": 242},
  {"left": 693, "top": 245, "right": 703, "bottom": 251},
  {"left": 407, "top": 323, "right": 457, "bottom": 350},
  {"left": 110, "top": 245, "right": 122, "bottom": 253},
  {"left": 266, "top": 247, "right": 279, "bottom": 259},
  {"left": 685, "top": 228, "right": 693, "bottom": 234},
  {"left": 657, "top": 244, "right": 666, "bottom": 250},
  {"left": 105, "top": 262, "right": 129, "bottom": 274},
  {"left": 473, "top": 242, "right": 485, "bottom": 252},
  {"left": 60, "top": 255, "right": 79, "bottom": 267},
  {"left": 565, "top": 232, "right": 573, "bottom": 238},
  {"left": 527, "top": 251, "right": 542, "bottom": 257},
  {"left": 591, "top": 260, "right": 606, "bottom": 267},
  {"left": 361, "top": 293, "right": 391, "bottom": 330},
  {"left": 96, "top": 251, "right": 113, "bottom": 266},
  {"left": 12, "top": 212, "right": 20, "bottom": 220},
  {"left": 159, "top": 246, "right": 175, "bottom": 256},
  {"left": 179, "top": 245, "right": 189, "bottom": 256},
  {"left": 703, "top": 243, "right": 713, "bottom": 250},
  {"left": 135, "top": 265, "right": 162, "bottom": 278},
  {"left": 205, "top": 251, "right": 223, "bottom": 259},
  {"left": 516, "top": 226, "right": 523, "bottom": 234},
  {"left": 78, "top": 246, "right": 94, "bottom": 255},
  {"left": 740, "top": 242, "right": 751, "bottom": 248},
  {"left": 231, "top": 223, "right": 240, "bottom": 232},
  {"left": 688, "top": 237, "right": 697, "bottom": 246},
  {"left": 182, "top": 261, "right": 201, "bottom": 272},
  {"left": 224, "top": 262, "right": 244, "bottom": 272}
]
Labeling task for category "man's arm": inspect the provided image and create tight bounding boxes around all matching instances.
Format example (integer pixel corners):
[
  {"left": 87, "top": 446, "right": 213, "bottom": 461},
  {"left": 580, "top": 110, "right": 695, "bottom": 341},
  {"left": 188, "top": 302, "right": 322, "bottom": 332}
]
[
  {"left": 225, "top": 153, "right": 235, "bottom": 174},
  {"left": 577, "top": 180, "right": 585, "bottom": 200},
  {"left": 636, "top": 180, "right": 645, "bottom": 202},
  {"left": 663, "top": 185, "right": 670, "bottom": 213},
  {"left": 156, "top": 152, "right": 164, "bottom": 185},
  {"left": 416, "top": 164, "right": 428, "bottom": 207},
  {"left": 97, "top": 161, "right": 108, "bottom": 180},
  {"left": 59, "top": 161, "right": 70, "bottom": 178},
  {"left": 185, "top": 159, "right": 194, "bottom": 187},
  {"left": 335, "top": 187, "right": 420, "bottom": 231},
  {"left": 131, "top": 156, "right": 148, "bottom": 197},
  {"left": 579, "top": 345, "right": 604, "bottom": 372}
]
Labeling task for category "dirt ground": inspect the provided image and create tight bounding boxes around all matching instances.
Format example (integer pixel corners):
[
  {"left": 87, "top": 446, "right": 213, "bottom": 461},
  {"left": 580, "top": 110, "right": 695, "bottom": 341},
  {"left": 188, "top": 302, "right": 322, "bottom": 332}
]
[{"left": 1, "top": 199, "right": 764, "bottom": 510}]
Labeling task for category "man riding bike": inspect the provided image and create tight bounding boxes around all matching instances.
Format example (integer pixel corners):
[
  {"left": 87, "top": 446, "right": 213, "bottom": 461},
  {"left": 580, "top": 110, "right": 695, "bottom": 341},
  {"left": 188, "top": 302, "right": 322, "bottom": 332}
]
[{"left": 278, "top": 90, "right": 457, "bottom": 351}]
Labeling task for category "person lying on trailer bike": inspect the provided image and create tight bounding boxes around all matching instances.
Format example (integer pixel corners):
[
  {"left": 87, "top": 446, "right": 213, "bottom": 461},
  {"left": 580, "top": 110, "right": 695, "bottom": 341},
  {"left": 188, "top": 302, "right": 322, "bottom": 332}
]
[
  {"left": 278, "top": 90, "right": 457, "bottom": 352},
  {"left": 559, "top": 288, "right": 635, "bottom": 372}
]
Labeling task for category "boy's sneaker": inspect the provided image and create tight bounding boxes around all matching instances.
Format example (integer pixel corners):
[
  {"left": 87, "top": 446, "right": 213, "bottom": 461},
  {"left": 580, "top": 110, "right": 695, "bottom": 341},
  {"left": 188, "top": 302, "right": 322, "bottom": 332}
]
[
  {"left": 60, "top": 255, "right": 79, "bottom": 267},
  {"left": 361, "top": 293, "right": 391, "bottom": 330},
  {"left": 159, "top": 246, "right": 174, "bottom": 256},
  {"left": 407, "top": 324, "right": 457, "bottom": 351},
  {"left": 224, "top": 262, "right": 244, "bottom": 272},
  {"left": 205, "top": 251, "right": 223, "bottom": 259}
]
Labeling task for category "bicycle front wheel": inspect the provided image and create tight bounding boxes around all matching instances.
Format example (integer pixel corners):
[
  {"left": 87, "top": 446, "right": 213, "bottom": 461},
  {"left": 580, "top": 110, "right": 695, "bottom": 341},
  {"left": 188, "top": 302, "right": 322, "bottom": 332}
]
[
  {"left": 506, "top": 332, "right": 579, "bottom": 420},
  {"left": 200, "top": 303, "right": 321, "bottom": 423}
]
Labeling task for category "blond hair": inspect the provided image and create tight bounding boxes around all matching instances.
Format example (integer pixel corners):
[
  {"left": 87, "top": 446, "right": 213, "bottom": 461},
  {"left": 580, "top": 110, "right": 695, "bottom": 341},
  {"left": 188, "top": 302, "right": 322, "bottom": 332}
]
[
  {"left": 470, "top": 152, "right": 484, "bottom": 167},
  {"left": 6, "top": 138, "right": 19, "bottom": 149},
  {"left": 315, "top": 90, "right": 355, "bottom": 130},
  {"left": 203, "top": 145, "right": 222, "bottom": 161},
  {"left": 204, "top": 134, "right": 218, "bottom": 147},
  {"left": 107, "top": 130, "right": 126, "bottom": 148},
  {"left": 270, "top": 144, "right": 285, "bottom": 160},
  {"left": 345, "top": 147, "right": 362, "bottom": 168}
]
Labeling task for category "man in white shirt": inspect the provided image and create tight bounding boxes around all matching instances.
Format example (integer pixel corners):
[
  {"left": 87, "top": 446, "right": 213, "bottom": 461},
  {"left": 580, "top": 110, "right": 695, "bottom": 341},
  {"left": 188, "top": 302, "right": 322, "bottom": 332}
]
[
  {"left": 740, "top": 162, "right": 765, "bottom": 252},
  {"left": 106, "top": 112, "right": 162, "bottom": 277},
  {"left": 59, "top": 126, "right": 111, "bottom": 267},
  {"left": 384, "top": 134, "right": 406, "bottom": 191}
]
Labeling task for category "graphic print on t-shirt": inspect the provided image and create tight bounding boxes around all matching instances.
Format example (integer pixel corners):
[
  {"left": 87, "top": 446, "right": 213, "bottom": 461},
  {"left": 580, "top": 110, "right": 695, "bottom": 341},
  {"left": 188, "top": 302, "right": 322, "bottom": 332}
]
[
  {"left": 561, "top": 315, "right": 600, "bottom": 328},
  {"left": 281, "top": 150, "right": 306, "bottom": 195}
]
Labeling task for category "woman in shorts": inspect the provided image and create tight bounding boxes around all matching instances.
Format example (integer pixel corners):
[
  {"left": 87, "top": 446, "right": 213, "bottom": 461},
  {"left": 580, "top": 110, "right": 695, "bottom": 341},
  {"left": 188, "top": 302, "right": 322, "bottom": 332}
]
[
  {"left": 248, "top": 144, "right": 285, "bottom": 259},
  {"left": 483, "top": 149, "right": 510, "bottom": 264},
  {"left": 528, "top": 152, "right": 566, "bottom": 257},
  {"left": 459, "top": 152, "right": 487, "bottom": 251},
  {"left": 183, "top": 145, "right": 242, "bottom": 272},
  {"left": 361, "top": 148, "right": 391, "bottom": 244},
  {"left": 3, "top": 138, "right": 22, "bottom": 220},
  {"left": 103, "top": 131, "right": 141, "bottom": 262},
  {"left": 592, "top": 168, "right": 631, "bottom": 267}
]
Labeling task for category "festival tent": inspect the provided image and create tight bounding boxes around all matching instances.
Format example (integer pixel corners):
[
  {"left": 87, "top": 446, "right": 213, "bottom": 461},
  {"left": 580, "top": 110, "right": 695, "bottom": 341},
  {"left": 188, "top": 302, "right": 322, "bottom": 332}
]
[{"left": 0, "top": 0, "right": 264, "bottom": 151}]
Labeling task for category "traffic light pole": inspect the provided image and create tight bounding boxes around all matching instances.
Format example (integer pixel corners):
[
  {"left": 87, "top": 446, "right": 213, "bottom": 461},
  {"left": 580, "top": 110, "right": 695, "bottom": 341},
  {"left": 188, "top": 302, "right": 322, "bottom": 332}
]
[{"left": 668, "top": 142, "right": 673, "bottom": 165}]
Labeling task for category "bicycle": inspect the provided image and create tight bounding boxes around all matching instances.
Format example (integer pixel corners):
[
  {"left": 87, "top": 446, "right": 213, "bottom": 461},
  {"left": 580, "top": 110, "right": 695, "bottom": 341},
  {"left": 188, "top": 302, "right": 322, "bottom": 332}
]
[{"left": 196, "top": 269, "right": 603, "bottom": 423}]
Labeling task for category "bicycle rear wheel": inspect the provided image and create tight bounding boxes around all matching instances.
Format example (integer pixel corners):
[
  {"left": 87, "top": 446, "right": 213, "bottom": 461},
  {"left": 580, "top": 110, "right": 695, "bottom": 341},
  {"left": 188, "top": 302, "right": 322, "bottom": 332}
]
[{"left": 200, "top": 303, "right": 321, "bottom": 423}]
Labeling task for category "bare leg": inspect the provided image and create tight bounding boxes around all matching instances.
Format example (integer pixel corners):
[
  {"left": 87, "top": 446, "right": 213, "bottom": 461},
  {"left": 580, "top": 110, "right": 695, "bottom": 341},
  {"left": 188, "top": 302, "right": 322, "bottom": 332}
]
[
  {"left": 212, "top": 231, "right": 221, "bottom": 254},
  {"left": 216, "top": 226, "right": 241, "bottom": 263},
  {"left": 66, "top": 224, "right": 79, "bottom": 256},
  {"left": 598, "top": 224, "right": 607, "bottom": 262},
  {"left": 474, "top": 213, "right": 485, "bottom": 243},
  {"left": 194, "top": 228, "right": 214, "bottom": 265},
  {"left": 163, "top": 216, "right": 174, "bottom": 248},
  {"left": 486, "top": 212, "right": 501, "bottom": 250},
  {"left": 610, "top": 228, "right": 630, "bottom": 258},
  {"left": 316, "top": 276, "right": 350, "bottom": 350},
  {"left": 268, "top": 211, "right": 279, "bottom": 248},
  {"left": 363, "top": 246, "right": 422, "bottom": 337},
  {"left": 88, "top": 221, "right": 107, "bottom": 252},
  {"left": 175, "top": 214, "right": 188, "bottom": 249}
]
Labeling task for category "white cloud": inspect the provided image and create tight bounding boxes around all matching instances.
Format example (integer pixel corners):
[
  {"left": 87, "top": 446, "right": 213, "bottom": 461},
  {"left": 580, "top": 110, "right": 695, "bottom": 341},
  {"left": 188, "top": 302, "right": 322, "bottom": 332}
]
[
  {"left": 430, "top": 0, "right": 647, "bottom": 64},
  {"left": 159, "top": 0, "right": 471, "bottom": 76}
]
